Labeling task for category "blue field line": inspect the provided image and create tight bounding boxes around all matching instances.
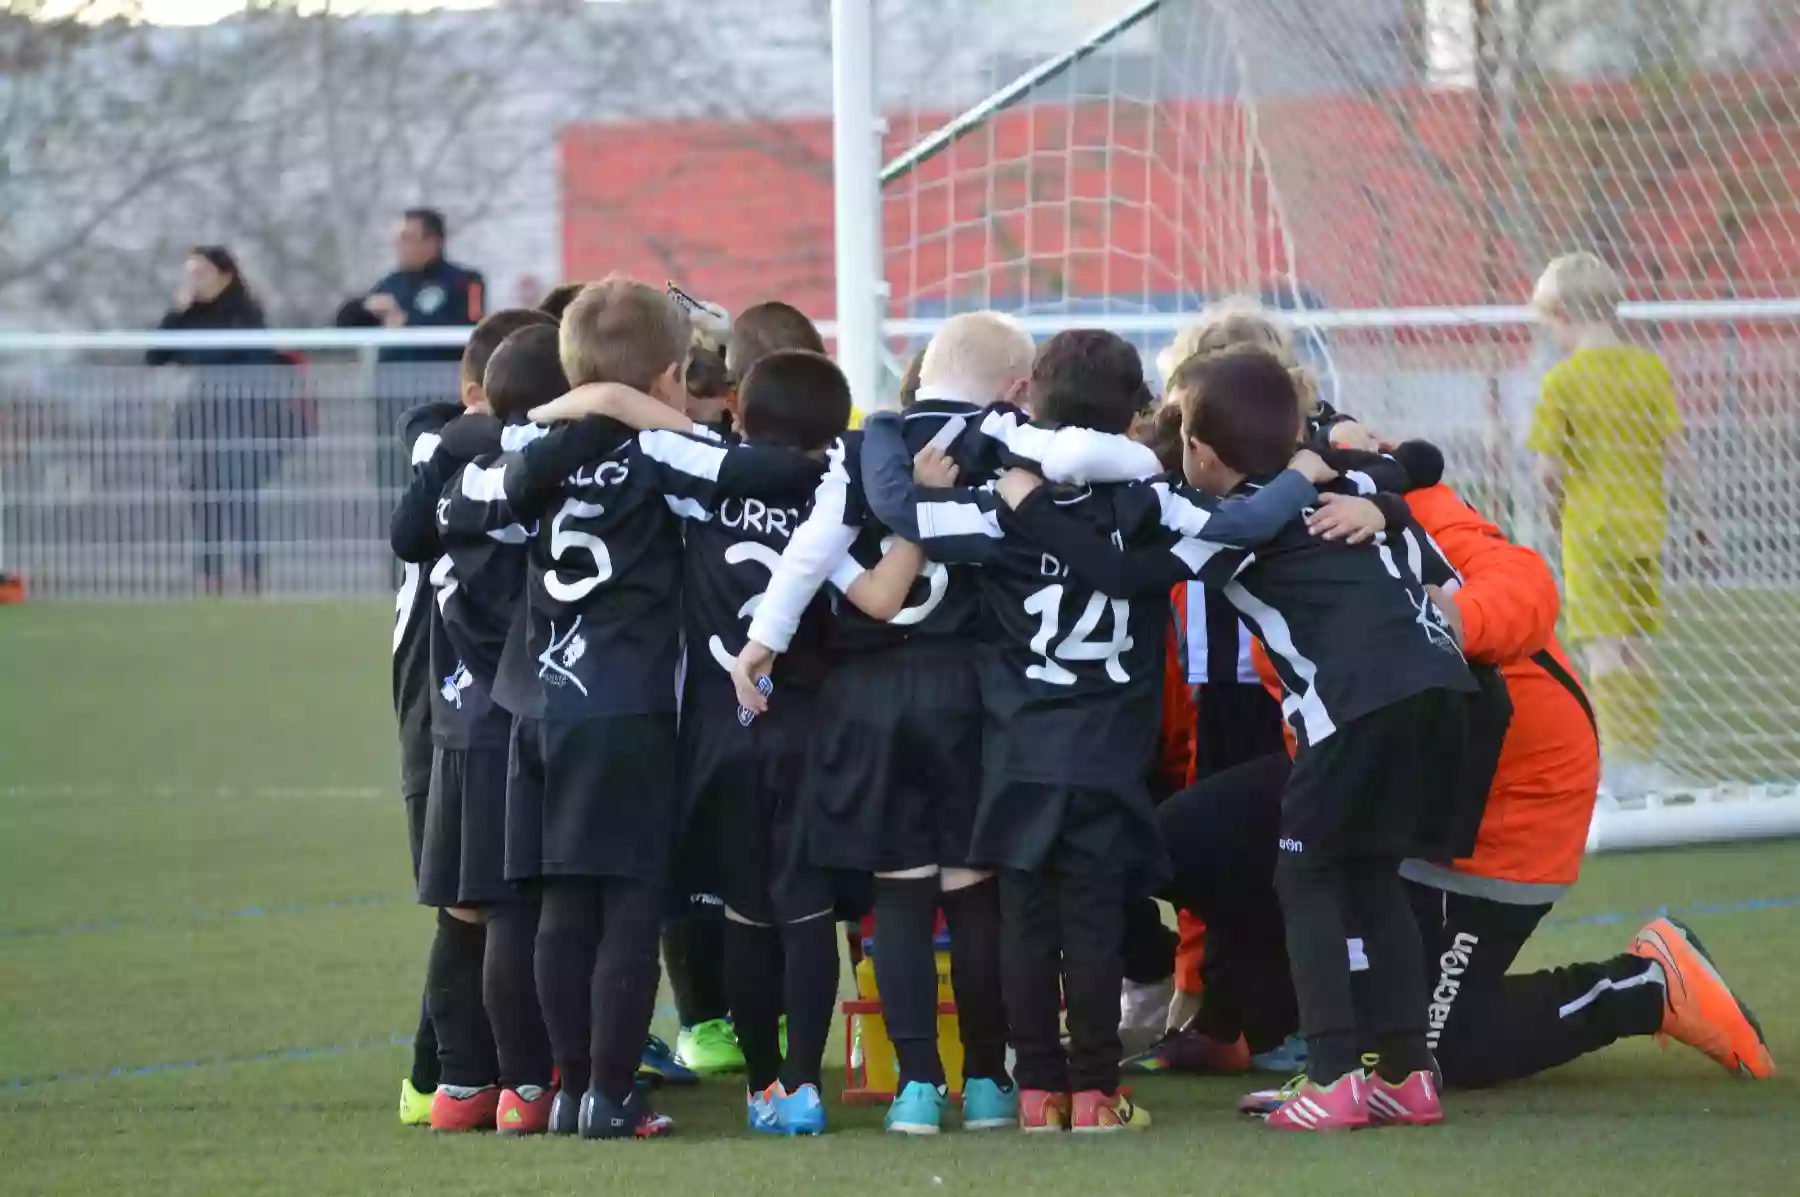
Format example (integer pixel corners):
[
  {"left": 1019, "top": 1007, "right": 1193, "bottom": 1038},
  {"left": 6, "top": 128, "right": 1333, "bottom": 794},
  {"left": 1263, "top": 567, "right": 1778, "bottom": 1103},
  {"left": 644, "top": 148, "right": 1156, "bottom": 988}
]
[
  {"left": 2, "top": 1007, "right": 684, "bottom": 1094},
  {"left": 1541, "top": 893, "right": 1800, "bottom": 929},
  {"left": 4, "top": 894, "right": 406, "bottom": 940}
]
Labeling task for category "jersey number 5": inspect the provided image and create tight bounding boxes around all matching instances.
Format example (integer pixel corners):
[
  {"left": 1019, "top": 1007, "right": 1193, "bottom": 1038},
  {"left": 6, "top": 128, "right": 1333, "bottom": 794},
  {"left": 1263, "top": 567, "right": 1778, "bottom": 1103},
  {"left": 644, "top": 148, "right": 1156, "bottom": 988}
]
[
  {"left": 544, "top": 498, "right": 613, "bottom": 603},
  {"left": 1022, "top": 584, "right": 1134, "bottom": 685}
]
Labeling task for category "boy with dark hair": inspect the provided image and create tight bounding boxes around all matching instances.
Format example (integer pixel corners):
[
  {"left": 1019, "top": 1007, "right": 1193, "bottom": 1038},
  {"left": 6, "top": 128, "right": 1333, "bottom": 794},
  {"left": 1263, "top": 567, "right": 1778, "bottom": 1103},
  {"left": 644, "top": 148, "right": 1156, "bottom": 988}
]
[
  {"left": 732, "top": 312, "right": 1051, "bottom": 1136},
  {"left": 995, "top": 345, "right": 1476, "bottom": 1132},
  {"left": 680, "top": 350, "right": 923, "bottom": 1134},
  {"left": 726, "top": 301, "right": 827, "bottom": 384},
  {"left": 456, "top": 278, "right": 827, "bottom": 1139},
  {"left": 388, "top": 308, "right": 552, "bottom": 1132},
  {"left": 852, "top": 329, "right": 1336, "bottom": 1133}
]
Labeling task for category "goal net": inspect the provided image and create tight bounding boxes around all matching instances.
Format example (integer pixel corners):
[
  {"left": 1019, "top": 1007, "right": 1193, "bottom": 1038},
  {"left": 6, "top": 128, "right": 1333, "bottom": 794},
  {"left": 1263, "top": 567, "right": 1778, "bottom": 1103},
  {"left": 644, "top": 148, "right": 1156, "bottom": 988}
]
[{"left": 875, "top": 0, "right": 1800, "bottom": 847}]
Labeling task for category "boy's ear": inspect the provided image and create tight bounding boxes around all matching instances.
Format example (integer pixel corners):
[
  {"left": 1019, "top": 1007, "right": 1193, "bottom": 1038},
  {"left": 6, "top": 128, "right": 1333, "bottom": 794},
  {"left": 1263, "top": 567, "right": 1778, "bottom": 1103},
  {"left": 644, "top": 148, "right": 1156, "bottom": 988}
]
[
  {"left": 461, "top": 378, "right": 485, "bottom": 411},
  {"left": 650, "top": 361, "right": 686, "bottom": 410}
]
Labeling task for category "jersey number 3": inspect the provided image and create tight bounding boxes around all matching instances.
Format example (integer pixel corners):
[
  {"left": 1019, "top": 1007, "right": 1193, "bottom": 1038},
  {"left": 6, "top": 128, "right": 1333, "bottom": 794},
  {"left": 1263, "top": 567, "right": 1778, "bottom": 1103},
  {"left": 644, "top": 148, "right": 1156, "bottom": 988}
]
[{"left": 1023, "top": 584, "right": 1133, "bottom": 685}]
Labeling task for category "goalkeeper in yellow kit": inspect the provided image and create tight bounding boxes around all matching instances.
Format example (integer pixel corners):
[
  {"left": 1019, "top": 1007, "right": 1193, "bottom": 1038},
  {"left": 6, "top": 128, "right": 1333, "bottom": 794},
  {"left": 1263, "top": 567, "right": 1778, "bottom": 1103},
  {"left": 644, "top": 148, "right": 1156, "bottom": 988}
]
[{"left": 1526, "top": 253, "right": 1710, "bottom": 798}]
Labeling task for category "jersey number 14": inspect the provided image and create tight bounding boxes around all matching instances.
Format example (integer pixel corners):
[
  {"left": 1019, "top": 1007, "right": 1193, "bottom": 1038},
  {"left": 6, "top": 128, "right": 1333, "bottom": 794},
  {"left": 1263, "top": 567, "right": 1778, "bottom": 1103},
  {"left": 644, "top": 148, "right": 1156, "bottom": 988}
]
[{"left": 1023, "top": 584, "right": 1133, "bottom": 685}]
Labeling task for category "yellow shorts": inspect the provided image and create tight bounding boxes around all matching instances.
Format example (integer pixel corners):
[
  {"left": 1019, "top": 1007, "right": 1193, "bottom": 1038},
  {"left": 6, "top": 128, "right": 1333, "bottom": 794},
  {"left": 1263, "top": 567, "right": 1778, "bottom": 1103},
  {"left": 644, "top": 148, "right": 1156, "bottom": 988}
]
[{"left": 1561, "top": 547, "right": 1664, "bottom": 643}]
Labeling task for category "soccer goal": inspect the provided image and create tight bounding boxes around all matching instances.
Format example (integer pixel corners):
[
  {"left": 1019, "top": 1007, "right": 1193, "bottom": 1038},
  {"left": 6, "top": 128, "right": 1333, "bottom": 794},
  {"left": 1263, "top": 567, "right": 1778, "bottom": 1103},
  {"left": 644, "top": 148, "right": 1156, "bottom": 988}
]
[{"left": 830, "top": 0, "right": 1800, "bottom": 850}]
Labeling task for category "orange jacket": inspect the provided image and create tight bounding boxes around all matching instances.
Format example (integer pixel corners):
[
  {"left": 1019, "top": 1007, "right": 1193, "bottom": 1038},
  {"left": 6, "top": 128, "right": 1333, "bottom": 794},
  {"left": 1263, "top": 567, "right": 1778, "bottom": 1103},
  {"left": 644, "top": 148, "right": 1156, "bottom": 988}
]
[
  {"left": 1154, "top": 583, "right": 1198, "bottom": 798},
  {"left": 1254, "top": 486, "right": 1599, "bottom": 893}
]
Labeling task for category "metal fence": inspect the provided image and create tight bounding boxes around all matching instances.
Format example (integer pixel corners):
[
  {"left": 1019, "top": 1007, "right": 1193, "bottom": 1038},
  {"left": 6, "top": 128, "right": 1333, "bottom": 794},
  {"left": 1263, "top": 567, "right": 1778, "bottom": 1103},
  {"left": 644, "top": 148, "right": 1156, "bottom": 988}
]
[{"left": 0, "top": 358, "right": 462, "bottom": 598}]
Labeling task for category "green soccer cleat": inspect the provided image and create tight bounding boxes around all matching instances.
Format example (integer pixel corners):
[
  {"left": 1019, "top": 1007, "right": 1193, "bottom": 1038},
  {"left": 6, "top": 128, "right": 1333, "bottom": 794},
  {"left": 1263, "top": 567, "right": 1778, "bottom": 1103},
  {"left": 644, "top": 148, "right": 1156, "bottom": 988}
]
[
  {"left": 399, "top": 1077, "right": 434, "bottom": 1127},
  {"left": 674, "top": 1018, "right": 746, "bottom": 1076}
]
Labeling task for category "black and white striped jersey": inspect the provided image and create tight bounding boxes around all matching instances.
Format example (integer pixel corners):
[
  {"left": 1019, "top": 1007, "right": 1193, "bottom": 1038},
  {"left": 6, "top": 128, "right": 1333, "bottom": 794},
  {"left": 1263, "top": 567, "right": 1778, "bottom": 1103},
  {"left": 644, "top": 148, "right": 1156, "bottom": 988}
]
[
  {"left": 863, "top": 418, "right": 1319, "bottom": 785},
  {"left": 389, "top": 402, "right": 475, "bottom": 748},
  {"left": 449, "top": 417, "right": 823, "bottom": 720},
  {"left": 1008, "top": 473, "right": 1476, "bottom": 751},
  {"left": 430, "top": 422, "right": 532, "bottom": 742}
]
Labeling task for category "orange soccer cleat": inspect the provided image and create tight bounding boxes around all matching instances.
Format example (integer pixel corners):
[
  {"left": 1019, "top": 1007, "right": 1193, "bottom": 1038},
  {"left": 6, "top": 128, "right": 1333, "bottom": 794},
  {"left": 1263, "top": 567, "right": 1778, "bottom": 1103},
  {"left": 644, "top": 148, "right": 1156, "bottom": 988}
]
[{"left": 1629, "top": 916, "right": 1776, "bottom": 1079}]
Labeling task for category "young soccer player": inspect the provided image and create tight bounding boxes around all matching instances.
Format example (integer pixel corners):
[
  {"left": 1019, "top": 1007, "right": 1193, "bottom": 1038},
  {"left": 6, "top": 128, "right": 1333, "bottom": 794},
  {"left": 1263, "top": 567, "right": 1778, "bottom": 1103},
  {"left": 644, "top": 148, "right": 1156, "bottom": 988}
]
[
  {"left": 664, "top": 297, "right": 828, "bottom": 1077},
  {"left": 1526, "top": 253, "right": 1710, "bottom": 799},
  {"left": 391, "top": 395, "right": 462, "bottom": 1125},
  {"left": 993, "top": 344, "right": 1475, "bottom": 1132},
  {"left": 681, "top": 351, "right": 925, "bottom": 1134},
  {"left": 389, "top": 307, "right": 557, "bottom": 1131},
  {"left": 854, "top": 330, "right": 1342, "bottom": 1132},
  {"left": 470, "top": 278, "right": 824, "bottom": 1139},
  {"left": 733, "top": 312, "right": 1050, "bottom": 1136}
]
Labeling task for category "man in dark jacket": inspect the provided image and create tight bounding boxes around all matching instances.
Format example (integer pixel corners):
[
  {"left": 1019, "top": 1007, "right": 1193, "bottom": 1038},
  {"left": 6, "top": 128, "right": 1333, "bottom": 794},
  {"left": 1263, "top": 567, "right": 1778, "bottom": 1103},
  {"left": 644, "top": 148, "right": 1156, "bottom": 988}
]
[{"left": 338, "top": 208, "right": 486, "bottom": 497}]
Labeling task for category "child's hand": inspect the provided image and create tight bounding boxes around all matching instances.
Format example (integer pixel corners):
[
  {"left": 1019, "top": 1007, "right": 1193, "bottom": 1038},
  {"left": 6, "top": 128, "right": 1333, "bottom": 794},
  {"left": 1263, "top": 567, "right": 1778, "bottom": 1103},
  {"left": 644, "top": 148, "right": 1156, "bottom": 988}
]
[
  {"left": 1425, "top": 584, "right": 1465, "bottom": 648},
  {"left": 1305, "top": 493, "right": 1385, "bottom": 544},
  {"left": 732, "top": 640, "right": 779, "bottom": 714},
  {"left": 996, "top": 468, "right": 1043, "bottom": 509},
  {"left": 1289, "top": 448, "right": 1337, "bottom": 485},
  {"left": 913, "top": 444, "right": 960, "bottom": 488}
]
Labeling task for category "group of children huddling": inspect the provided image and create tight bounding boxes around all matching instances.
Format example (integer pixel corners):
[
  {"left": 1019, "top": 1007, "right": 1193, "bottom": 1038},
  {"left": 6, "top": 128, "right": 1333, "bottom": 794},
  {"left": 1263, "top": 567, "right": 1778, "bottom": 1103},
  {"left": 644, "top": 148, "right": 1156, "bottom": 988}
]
[{"left": 388, "top": 261, "right": 1774, "bottom": 1142}]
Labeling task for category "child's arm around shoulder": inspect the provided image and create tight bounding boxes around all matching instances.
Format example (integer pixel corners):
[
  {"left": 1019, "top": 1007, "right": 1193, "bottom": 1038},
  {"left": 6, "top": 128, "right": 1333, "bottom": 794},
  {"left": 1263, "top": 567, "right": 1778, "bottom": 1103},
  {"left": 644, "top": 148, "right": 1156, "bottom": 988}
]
[
  {"left": 828, "top": 539, "right": 927, "bottom": 622},
  {"left": 860, "top": 411, "right": 1004, "bottom": 565}
]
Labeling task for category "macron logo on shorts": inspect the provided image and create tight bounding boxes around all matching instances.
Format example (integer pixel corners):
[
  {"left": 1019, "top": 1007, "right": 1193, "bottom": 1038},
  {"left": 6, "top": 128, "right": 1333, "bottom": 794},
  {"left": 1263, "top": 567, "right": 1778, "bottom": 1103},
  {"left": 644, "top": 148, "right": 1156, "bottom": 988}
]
[
  {"left": 1426, "top": 931, "right": 1480, "bottom": 1047},
  {"left": 1278, "top": 838, "right": 1304, "bottom": 854}
]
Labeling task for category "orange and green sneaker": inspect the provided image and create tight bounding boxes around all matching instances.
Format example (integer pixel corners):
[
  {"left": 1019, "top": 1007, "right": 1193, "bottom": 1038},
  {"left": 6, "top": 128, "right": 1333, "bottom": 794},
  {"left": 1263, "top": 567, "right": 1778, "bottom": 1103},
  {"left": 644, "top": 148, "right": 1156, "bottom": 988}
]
[
  {"left": 496, "top": 1085, "right": 553, "bottom": 1135},
  {"left": 1071, "top": 1089, "right": 1151, "bottom": 1133},
  {"left": 1629, "top": 916, "right": 1776, "bottom": 1079}
]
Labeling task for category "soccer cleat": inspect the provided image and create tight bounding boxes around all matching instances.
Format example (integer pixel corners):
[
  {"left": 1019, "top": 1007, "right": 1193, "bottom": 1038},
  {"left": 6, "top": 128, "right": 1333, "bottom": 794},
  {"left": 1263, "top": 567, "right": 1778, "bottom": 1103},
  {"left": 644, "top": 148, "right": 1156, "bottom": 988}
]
[
  {"left": 1121, "top": 1026, "right": 1251, "bottom": 1075},
  {"left": 1250, "top": 1034, "right": 1309, "bottom": 1074},
  {"left": 1119, "top": 978, "right": 1175, "bottom": 1050},
  {"left": 1237, "top": 1073, "right": 1301, "bottom": 1117},
  {"left": 1071, "top": 1089, "right": 1151, "bottom": 1133},
  {"left": 1017, "top": 1089, "right": 1071, "bottom": 1133},
  {"left": 746, "top": 1083, "right": 783, "bottom": 1135},
  {"left": 1367, "top": 1071, "right": 1442, "bottom": 1127},
  {"left": 675, "top": 1018, "right": 746, "bottom": 1076},
  {"left": 1264, "top": 1073, "right": 1370, "bottom": 1133},
  {"left": 496, "top": 1085, "right": 553, "bottom": 1136},
  {"left": 960, "top": 1077, "right": 1019, "bottom": 1130},
  {"left": 548, "top": 1088, "right": 581, "bottom": 1136},
  {"left": 578, "top": 1084, "right": 675, "bottom": 1140},
  {"left": 772, "top": 1081, "right": 828, "bottom": 1136},
  {"left": 637, "top": 1035, "right": 700, "bottom": 1086},
  {"left": 399, "top": 1077, "right": 434, "bottom": 1127},
  {"left": 428, "top": 1084, "right": 500, "bottom": 1132},
  {"left": 1629, "top": 916, "right": 1776, "bottom": 1078},
  {"left": 884, "top": 1080, "right": 947, "bottom": 1135}
]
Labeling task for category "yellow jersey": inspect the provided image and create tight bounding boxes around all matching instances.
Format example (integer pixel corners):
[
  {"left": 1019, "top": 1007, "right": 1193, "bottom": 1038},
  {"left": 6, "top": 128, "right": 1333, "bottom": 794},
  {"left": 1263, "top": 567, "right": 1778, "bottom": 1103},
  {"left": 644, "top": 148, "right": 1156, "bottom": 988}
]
[{"left": 1527, "top": 345, "right": 1681, "bottom": 557}]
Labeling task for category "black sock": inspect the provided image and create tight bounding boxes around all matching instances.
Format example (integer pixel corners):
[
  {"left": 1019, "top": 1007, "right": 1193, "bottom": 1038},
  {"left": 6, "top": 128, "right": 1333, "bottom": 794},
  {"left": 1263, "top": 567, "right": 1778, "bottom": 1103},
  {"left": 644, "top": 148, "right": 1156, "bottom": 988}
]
[
  {"left": 664, "top": 912, "right": 731, "bottom": 1027},
  {"left": 484, "top": 897, "right": 553, "bottom": 1091},
  {"left": 724, "top": 919, "right": 784, "bottom": 1092},
  {"left": 942, "top": 878, "right": 1010, "bottom": 1084},
  {"left": 410, "top": 987, "right": 440, "bottom": 1091},
  {"left": 425, "top": 909, "right": 498, "bottom": 1087},
  {"left": 536, "top": 877, "right": 602, "bottom": 1097},
  {"left": 778, "top": 915, "right": 840, "bottom": 1092},
  {"left": 872, "top": 875, "right": 946, "bottom": 1087},
  {"left": 1346, "top": 859, "right": 1434, "bottom": 1081},
  {"left": 590, "top": 879, "right": 665, "bottom": 1104},
  {"left": 1273, "top": 855, "right": 1361, "bottom": 1083}
]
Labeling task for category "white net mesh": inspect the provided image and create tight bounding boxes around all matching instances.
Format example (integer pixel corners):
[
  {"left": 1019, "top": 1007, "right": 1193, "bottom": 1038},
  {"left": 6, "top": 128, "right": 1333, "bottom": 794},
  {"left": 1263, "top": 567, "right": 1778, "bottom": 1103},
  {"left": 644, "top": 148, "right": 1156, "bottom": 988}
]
[{"left": 877, "top": 0, "right": 1800, "bottom": 802}]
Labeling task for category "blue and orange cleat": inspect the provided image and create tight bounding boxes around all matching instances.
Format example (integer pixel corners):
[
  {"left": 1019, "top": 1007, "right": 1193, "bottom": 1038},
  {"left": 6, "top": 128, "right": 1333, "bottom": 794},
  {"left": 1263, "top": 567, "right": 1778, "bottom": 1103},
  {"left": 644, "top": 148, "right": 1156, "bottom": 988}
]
[{"left": 579, "top": 1084, "right": 674, "bottom": 1139}]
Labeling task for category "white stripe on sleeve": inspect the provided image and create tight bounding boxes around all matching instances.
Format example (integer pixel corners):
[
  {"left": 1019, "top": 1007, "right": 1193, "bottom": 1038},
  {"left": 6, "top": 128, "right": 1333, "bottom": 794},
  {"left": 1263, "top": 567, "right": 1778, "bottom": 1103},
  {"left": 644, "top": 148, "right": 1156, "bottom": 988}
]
[{"left": 916, "top": 499, "right": 1002, "bottom": 541}]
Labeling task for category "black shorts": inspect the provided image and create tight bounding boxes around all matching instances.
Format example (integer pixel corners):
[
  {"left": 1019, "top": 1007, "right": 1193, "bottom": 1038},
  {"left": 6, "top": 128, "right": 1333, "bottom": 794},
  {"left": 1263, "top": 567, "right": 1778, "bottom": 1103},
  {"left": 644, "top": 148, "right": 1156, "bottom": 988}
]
[
  {"left": 538, "top": 713, "right": 680, "bottom": 883},
  {"left": 1281, "top": 688, "right": 1470, "bottom": 860},
  {"left": 503, "top": 714, "right": 545, "bottom": 882},
  {"left": 804, "top": 643, "right": 982, "bottom": 873},
  {"left": 971, "top": 780, "right": 1170, "bottom": 900},
  {"left": 1194, "top": 682, "right": 1287, "bottom": 779},
  {"left": 679, "top": 699, "right": 836, "bottom": 926},
  {"left": 418, "top": 735, "right": 514, "bottom": 908}
]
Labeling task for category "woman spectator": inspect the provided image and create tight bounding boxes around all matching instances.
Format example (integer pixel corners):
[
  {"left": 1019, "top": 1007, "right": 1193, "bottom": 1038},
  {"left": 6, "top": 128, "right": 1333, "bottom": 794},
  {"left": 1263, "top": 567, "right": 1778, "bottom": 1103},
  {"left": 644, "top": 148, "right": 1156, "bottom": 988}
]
[{"left": 147, "top": 247, "right": 293, "bottom": 596}]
